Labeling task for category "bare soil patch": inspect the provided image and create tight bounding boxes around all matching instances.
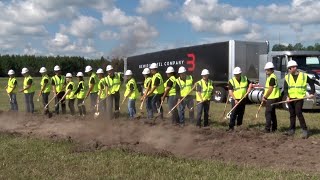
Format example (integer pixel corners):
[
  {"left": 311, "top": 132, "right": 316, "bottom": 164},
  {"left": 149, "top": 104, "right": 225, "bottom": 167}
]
[{"left": 1, "top": 112, "right": 319, "bottom": 173}]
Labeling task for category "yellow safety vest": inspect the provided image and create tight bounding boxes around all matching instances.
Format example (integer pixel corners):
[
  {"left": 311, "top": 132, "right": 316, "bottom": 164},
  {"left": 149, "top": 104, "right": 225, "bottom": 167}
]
[
  {"left": 176, "top": 75, "right": 193, "bottom": 97},
  {"left": 143, "top": 77, "right": 152, "bottom": 96},
  {"left": 264, "top": 73, "right": 280, "bottom": 99},
  {"left": 52, "top": 75, "right": 66, "bottom": 93},
  {"left": 98, "top": 78, "right": 107, "bottom": 99},
  {"left": 66, "top": 81, "right": 76, "bottom": 100},
  {"left": 285, "top": 72, "right": 307, "bottom": 99},
  {"left": 76, "top": 81, "right": 86, "bottom": 99},
  {"left": 89, "top": 73, "right": 99, "bottom": 93},
  {"left": 40, "top": 74, "right": 51, "bottom": 93},
  {"left": 151, "top": 72, "right": 164, "bottom": 94},
  {"left": 229, "top": 76, "right": 248, "bottom": 99},
  {"left": 124, "top": 78, "right": 139, "bottom": 100},
  {"left": 164, "top": 76, "right": 177, "bottom": 96},
  {"left": 7, "top": 77, "right": 17, "bottom": 94},
  {"left": 196, "top": 79, "right": 214, "bottom": 101},
  {"left": 23, "top": 75, "right": 35, "bottom": 93},
  {"left": 105, "top": 73, "right": 121, "bottom": 95}
]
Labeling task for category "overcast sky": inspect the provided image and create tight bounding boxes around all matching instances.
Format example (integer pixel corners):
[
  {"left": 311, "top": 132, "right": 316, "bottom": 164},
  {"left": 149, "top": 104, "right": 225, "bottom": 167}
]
[{"left": 0, "top": 0, "right": 319, "bottom": 58}]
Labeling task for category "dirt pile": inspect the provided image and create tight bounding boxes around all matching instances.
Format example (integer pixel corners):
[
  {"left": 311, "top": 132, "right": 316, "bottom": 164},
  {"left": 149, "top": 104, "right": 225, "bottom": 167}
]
[{"left": 0, "top": 112, "right": 320, "bottom": 173}]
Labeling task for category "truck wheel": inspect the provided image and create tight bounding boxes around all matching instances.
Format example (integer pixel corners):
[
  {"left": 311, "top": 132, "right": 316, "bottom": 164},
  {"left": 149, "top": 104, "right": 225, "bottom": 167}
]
[
  {"left": 282, "top": 95, "right": 289, "bottom": 111},
  {"left": 214, "top": 87, "right": 227, "bottom": 103}
]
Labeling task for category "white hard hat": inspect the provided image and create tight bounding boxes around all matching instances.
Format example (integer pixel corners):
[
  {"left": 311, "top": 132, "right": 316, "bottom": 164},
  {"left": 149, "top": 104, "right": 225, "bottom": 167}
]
[
  {"left": 149, "top": 63, "right": 158, "bottom": 69},
  {"left": 287, "top": 60, "right": 298, "bottom": 68},
  {"left": 54, "top": 65, "right": 61, "bottom": 71},
  {"left": 264, "top": 62, "right": 275, "bottom": 70},
  {"left": 233, "top": 67, "right": 242, "bottom": 74},
  {"left": 21, "top": 67, "right": 29, "bottom": 74},
  {"left": 165, "top": 66, "right": 175, "bottom": 73},
  {"left": 76, "top": 72, "right": 84, "bottom": 77},
  {"left": 8, "top": 69, "right": 15, "bottom": 75},
  {"left": 39, "top": 67, "right": 47, "bottom": 73},
  {"left": 96, "top": 68, "right": 104, "bottom": 74},
  {"left": 66, "top": 73, "right": 72, "bottom": 78},
  {"left": 201, "top": 69, "right": 210, "bottom": 76},
  {"left": 142, "top": 68, "right": 150, "bottom": 75},
  {"left": 178, "top": 66, "right": 187, "bottom": 73},
  {"left": 125, "top": 70, "right": 133, "bottom": 76},
  {"left": 85, "top": 65, "right": 92, "bottom": 73},
  {"left": 106, "top": 65, "right": 113, "bottom": 71}
]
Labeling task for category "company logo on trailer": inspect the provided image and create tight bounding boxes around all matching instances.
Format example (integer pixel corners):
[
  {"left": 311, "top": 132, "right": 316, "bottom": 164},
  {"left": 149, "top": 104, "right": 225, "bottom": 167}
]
[{"left": 138, "top": 53, "right": 196, "bottom": 72}]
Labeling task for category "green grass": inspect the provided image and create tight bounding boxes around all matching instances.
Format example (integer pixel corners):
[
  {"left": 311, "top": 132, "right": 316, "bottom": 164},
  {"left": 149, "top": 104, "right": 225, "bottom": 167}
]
[{"left": 0, "top": 134, "right": 318, "bottom": 180}]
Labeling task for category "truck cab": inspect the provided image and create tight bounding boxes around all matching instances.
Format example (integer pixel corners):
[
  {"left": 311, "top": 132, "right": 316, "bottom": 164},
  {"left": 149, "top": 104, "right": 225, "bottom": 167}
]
[{"left": 257, "top": 51, "right": 320, "bottom": 110}]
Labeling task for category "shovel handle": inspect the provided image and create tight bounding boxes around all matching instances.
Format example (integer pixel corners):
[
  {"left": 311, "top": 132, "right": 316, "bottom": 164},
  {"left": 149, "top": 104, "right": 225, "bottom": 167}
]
[
  {"left": 225, "top": 91, "right": 250, "bottom": 119},
  {"left": 45, "top": 93, "right": 58, "bottom": 109}
]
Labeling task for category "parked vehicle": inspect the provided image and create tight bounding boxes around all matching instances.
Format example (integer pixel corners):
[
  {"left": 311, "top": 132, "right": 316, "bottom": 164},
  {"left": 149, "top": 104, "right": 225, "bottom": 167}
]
[{"left": 125, "top": 40, "right": 320, "bottom": 110}]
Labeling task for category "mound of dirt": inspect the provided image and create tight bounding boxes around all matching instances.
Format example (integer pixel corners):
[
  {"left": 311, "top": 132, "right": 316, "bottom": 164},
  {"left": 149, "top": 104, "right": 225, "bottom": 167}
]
[{"left": 0, "top": 112, "right": 320, "bottom": 173}]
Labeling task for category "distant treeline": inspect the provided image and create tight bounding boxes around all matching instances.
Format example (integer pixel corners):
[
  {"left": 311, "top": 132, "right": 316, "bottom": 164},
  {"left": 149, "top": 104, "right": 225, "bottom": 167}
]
[
  {"left": 272, "top": 43, "right": 320, "bottom": 51},
  {"left": 0, "top": 55, "right": 124, "bottom": 77}
]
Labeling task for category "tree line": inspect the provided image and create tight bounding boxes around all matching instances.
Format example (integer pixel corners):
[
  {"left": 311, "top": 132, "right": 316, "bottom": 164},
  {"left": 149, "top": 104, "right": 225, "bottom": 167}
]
[
  {"left": 272, "top": 43, "right": 320, "bottom": 51},
  {"left": 0, "top": 55, "right": 124, "bottom": 77}
]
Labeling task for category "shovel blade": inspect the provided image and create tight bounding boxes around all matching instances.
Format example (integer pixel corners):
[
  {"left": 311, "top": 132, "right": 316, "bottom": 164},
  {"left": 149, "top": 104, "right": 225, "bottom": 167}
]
[{"left": 94, "top": 112, "right": 100, "bottom": 119}]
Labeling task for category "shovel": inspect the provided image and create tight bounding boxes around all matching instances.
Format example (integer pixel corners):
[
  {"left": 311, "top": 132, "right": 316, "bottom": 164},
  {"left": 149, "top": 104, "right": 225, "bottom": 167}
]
[
  {"left": 119, "top": 96, "right": 127, "bottom": 111},
  {"left": 54, "top": 90, "right": 70, "bottom": 107},
  {"left": 225, "top": 91, "right": 250, "bottom": 119},
  {"left": 167, "top": 85, "right": 196, "bottom": 115},
  {"left": 44, "top": 93, "right": 58, "bottom": 109},
  {"left": 255, "top": 101, "right": 264, "bottom": 119},
  {"left": 222, "top": 94, "right": 230, "bottom": 119},
  {"left": 270, "top": 96, "right": 312, "bottom": 106}
]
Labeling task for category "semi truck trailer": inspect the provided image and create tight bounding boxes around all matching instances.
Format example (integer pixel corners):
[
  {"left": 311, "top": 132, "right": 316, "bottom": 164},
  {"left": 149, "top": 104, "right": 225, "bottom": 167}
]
[{"left": 125, "top": 40, "right": 320, "bottom": 110}]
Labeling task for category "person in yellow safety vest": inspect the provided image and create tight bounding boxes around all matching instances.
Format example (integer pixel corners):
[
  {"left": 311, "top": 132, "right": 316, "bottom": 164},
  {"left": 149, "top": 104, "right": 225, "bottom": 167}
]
[
  {"left": 124, "top": 70, "right": 139, "bottom": 118},
  {"left": 97, "top": 68, "right": 107, "bottom": 112},
  {"left": 162, "top": 66, "right": 180, "bottom": 125},
  {"left": 5, "top": 69, "right": 18, "bottom": 111},
  {"left": 52, "top": 65, "right": 66, "bottom": 114},
  {"left": 39, "top": 67, "right": 51, "bottom": 115},
  {"left": 75, "top": 72, "right": 87, "bottom": 116},
  {"left": 196, "top": 69, "right": 214, "bottom": 128},
  {"left": 176, "top": 66, "right": 194, "bottom": 124},
  {"left": 146, "top": 63, "right": 165, "bottom": 119},
  {"left": 227, "top": 67, "right": 252, "bottom": 131},
  {"left": 85, "top": 65, "right": 99, "bottom": 112},
  {"left": 65, "top": 73, "right": 76, "bottom": 115},
  {"left": 19, "top": 67, "right": 35, "bottom": 113},
  {"left": 284, "top": 60, "right": 315, "bottom": 139},
  {"left": 140, "top": 68, "right": 153, "bottom": 119},
  {"left": 262, "top": 62, "right": 280, "bottom": 133},
  {"left": 105, "top": 65, "right": 123, "bottom": 118}
]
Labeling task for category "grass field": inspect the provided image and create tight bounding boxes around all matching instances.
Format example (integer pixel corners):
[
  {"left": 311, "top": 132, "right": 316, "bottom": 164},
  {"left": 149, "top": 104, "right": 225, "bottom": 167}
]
[
  {"left": 0, "top": 77, "right": 320, "bottom": 179},
  {"left": 0, "top": 134, "right": 319, "bottom": 180}
]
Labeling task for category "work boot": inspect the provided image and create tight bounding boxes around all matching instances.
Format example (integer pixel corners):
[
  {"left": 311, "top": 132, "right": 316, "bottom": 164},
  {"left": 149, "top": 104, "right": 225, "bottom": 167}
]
[
  {"left": 262, "top": 129, "right": 271, "bottom": 133},
  {"left": 284, "top": 129, "right": 295, "bottom": 136},
  {"left": 226, "top": 127, "right": 234, "bottom": 132},
  {"left": 302, "top": 130, "right": 309, "bottom": 139}
]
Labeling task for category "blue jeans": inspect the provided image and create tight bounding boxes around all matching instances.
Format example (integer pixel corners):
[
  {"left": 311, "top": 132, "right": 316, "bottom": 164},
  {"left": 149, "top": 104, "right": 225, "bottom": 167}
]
[
  {"left": 178, "top": 95, "right": 194, "bottom": 124},
  {"left": 90, "top": 92, "right": 98, "bottom": 112},
  {"left": 24, "top": 92, "right": 34, "bottom": 113},
  {"left": 128, "top": 99, "right": 136, "bottom": 118},
  {"left": 196, "top": 100, "right": 210, "bottom": 127},
  {"left": 9, "top": 93, "right": 18, "bottom": 111},
  {"left": 151, "top": 94, "right": 163, "bottom": 118},
  {"left": 145, "top": 96, "right": 153, "bottom": 118},
  {"left": 168, "top": 96, "right": 179, "bottom": 124}
]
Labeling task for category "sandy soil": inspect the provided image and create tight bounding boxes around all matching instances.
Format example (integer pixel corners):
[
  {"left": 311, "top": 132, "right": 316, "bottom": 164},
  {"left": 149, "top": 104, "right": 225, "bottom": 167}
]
[{"left": 0, "top": 111, "right": 319, "bottom": 174}]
